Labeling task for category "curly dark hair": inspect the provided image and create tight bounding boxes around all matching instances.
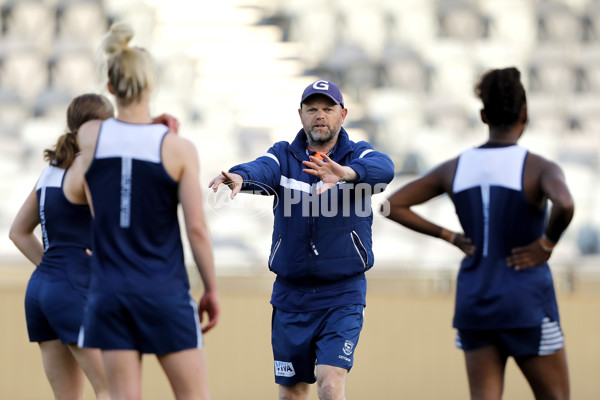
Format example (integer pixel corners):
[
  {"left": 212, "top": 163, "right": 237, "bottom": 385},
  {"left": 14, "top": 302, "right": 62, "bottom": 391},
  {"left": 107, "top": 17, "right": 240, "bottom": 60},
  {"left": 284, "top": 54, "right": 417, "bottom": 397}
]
[{"left": 474, "top": 67, "right": 527, "bottom": 129}]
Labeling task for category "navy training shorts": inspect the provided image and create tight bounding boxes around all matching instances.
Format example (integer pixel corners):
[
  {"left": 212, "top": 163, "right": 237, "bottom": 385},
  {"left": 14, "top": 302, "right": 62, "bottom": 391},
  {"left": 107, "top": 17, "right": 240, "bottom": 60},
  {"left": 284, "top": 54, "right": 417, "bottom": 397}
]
[
  {"left": 271, "top": 304, "right": 364, "bottom": 385},
  {"left": 456, "top": 317, "right": 564, "bottom": 358},
  {"left": 25, "top": 269, "right": 87, "bottom": 344},
  {"left": 79, "top": 290, "right": 203, "bottom": 355}
]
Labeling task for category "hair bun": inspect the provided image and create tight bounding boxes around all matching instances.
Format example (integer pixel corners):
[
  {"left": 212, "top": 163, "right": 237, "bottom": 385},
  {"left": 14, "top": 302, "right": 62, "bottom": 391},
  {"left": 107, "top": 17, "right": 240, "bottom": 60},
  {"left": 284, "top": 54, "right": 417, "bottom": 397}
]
[{"left": 102, "top": 22, "right": 134, "bottom": 55}]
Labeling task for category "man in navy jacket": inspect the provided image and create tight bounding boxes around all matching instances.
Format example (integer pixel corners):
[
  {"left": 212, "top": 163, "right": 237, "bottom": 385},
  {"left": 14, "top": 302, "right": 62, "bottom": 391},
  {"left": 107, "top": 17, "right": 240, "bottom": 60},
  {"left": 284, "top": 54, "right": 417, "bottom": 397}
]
[{"left": 209, "top": 80, "right": 394, "bottom": 400}]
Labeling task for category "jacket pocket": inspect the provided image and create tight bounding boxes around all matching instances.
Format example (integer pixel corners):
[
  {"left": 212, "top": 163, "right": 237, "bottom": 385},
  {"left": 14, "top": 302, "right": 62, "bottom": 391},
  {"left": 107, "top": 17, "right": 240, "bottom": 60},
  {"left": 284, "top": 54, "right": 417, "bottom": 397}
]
[
  {"left": 269, "top": 236, "right": 282, "bottom": 267},
  {"left": 351, "top": 231, "right": 368, "bottom": 268}
]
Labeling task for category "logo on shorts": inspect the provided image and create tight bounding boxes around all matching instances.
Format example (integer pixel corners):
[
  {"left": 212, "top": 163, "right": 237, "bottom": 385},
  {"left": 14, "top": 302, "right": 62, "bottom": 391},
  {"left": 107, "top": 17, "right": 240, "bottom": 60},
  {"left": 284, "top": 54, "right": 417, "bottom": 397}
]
[
  {"left": 342, "top": 340, "right": 354, "bottom": 356},
  {"left": 274, "top": 361, "right": 296, "bottom": 377}
]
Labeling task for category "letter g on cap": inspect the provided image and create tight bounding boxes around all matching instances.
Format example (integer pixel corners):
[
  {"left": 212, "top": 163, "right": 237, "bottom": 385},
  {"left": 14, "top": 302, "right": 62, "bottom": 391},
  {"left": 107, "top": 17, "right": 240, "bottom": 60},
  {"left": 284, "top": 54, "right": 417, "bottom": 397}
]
[{"left": 313, "top": 80, "right": 329, "bottom": 90}]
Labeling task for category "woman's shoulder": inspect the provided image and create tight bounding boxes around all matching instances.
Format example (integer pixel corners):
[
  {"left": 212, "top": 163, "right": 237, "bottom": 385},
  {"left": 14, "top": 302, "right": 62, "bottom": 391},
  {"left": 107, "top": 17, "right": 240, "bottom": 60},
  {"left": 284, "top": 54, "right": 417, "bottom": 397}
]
[
  {"left": 78, "top": 119, "right": 104, "bottom": 146},
  {"left": 161, "top": 132, "right": 200, "bottom": 177},
  {"left": 524, "top": 149, "right": 561, "bottom": 172},
  {"left": 163, "top": 131, "right": 197, "bottom": 154}
]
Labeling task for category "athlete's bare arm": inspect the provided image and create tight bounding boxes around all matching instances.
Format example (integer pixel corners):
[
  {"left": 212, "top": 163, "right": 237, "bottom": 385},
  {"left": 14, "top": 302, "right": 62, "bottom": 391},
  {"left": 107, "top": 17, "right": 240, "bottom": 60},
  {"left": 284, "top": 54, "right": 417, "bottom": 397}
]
[
  {"left": 9, "top": 187, "right": 43, "bottom": 265},
  {"left": 539, "top": 160, "right": 575, "bottom": 242},
  {"left": 164, "top": 133, "right": 220, "bottom": 333},
  {"left": 77, "top": 119, "right": 103, "bottom": 172},
  {"left": 507, "top": 154, "right": 574, "bottom": 270},
  {"left": 383, "top": 158, "right": 475, "bottom": 255}
]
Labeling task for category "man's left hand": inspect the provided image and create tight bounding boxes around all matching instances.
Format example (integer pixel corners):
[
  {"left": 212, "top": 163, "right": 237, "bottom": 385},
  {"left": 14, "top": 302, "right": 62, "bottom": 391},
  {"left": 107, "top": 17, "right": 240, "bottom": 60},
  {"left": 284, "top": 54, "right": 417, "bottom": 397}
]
[{"left": 303, "top": 154, "right": 357, "bottom": 194}]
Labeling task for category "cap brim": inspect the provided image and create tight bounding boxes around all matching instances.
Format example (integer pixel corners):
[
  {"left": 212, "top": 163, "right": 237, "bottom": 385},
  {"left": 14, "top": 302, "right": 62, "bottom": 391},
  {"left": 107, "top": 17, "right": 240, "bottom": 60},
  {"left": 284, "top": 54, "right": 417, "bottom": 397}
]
[{"left": 301, "top": 93, "right": 343, "bottom": 107}]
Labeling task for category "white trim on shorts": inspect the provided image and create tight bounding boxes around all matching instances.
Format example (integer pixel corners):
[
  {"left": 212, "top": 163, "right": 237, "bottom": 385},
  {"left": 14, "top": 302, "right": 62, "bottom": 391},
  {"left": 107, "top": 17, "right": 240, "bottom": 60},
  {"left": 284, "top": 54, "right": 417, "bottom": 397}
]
[
  {"left": 454, "top": 317, "right": 565, "bottom": 356},
  {"left": 188, "top": 291, "right": 204, "bottom": 349},
  {"left": 455, "top": 331, "right": 463, "bottom": 349},
  {"left": 538, "top": 317, "right": 564, "bottom": 356}
]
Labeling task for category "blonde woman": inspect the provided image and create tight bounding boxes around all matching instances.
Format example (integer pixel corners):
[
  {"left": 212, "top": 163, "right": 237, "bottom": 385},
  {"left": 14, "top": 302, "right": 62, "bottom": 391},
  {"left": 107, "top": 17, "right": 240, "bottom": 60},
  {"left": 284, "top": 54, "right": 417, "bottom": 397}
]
[{"left": 76, "top": 22, "right": 219, "bottom": 400}]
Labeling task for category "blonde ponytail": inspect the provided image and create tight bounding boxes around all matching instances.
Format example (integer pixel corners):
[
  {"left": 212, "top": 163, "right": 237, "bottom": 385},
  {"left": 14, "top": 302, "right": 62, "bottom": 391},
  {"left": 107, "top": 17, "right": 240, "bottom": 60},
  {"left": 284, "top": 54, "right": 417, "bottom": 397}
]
[
  {"left": 102, "top": 22, "right": 134, "bottom": 55},
  {"left": 101, "top": 22, "right": 157, "bottom": 105}
]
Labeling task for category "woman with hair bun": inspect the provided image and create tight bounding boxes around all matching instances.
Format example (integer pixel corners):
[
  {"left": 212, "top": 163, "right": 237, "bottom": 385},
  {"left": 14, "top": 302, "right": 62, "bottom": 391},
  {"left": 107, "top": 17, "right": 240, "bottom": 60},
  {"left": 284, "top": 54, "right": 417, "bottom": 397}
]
[
  {"left": 77, "top": 22, "right": 219, "bottom": 400},
  {"left": 10, "top": 93, "right": 114, "bottom": 400},
  {"left": 383, "top": 67, "right": 573, "bottom": 399}
]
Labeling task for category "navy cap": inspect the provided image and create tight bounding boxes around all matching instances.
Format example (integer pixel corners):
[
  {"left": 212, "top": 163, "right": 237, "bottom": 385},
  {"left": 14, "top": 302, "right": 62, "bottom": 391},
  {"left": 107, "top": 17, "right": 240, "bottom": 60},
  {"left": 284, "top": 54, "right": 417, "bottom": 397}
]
[{"left": 301, "top": 80, "right": 344, "bottom": 108}]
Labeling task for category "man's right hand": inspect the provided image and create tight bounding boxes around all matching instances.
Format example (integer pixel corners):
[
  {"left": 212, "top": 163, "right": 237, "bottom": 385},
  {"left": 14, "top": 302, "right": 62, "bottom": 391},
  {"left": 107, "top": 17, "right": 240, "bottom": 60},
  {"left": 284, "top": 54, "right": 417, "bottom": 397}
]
[{"left": 208, "top": 171, "right": 243, "bottom": 199}]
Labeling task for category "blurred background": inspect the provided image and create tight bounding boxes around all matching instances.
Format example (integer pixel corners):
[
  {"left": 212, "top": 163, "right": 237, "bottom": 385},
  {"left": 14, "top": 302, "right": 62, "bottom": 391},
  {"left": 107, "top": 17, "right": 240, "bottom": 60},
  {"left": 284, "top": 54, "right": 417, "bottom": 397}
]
[{"left": 0, "top": 0, "right": 599, "bottom": 398}]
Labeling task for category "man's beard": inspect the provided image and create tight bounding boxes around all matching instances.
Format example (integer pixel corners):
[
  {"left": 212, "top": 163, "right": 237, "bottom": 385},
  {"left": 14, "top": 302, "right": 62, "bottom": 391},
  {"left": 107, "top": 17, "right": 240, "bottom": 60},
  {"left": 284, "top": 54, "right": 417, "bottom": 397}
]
[{"left": 306, "top": 128, "right": 338, "bottom": 147}]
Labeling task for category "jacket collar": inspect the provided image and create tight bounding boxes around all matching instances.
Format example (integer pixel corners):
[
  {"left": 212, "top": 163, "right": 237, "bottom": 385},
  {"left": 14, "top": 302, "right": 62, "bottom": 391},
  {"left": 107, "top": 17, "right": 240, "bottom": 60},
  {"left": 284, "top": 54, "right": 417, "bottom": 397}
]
[{"left": 290, "top": 127, "right": 353, "bottom": 161}]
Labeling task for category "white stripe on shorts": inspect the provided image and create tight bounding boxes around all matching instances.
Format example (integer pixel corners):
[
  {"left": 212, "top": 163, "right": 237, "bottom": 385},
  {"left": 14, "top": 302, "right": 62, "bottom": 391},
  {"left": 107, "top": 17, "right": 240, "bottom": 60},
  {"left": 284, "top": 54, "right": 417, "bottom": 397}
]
[
  {"left": 188, "top": 291, "right": 204, "bottom": 349},
  {"left": 77, "top": 325, "right": 85, "bottom": 348},
  {"left": 538, "top": 317, "right": 564, "bottom": 355},
  {"left": 455, "top": 331, "right": 463, "bottom": 350}
]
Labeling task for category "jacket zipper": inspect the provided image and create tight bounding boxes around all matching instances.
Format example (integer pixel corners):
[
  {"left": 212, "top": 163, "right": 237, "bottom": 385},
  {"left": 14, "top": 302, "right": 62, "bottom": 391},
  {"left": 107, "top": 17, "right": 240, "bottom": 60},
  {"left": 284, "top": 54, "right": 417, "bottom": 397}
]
[
  {"left": 269, "top": 236, "right": 282, "bottom": 267},
  {"left": 351, "top": 231, "right": 368, "bottom": 268},
  {"left": 309, "top": 206, "right": 318, "bottom": 293},
  {"left": 310, "top": 241, "right": 319, "bottom": 255}
]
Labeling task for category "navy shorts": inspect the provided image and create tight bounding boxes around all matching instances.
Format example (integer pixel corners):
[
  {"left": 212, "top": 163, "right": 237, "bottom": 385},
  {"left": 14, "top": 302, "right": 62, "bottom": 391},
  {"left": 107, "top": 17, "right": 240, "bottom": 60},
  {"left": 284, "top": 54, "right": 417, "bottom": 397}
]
[
  {"left": 79, "top": 290, "right": 203, "bottom": 355},
  {"left": 456, "top": 317, "right": 565, "bottom": 358},
  {"left": 271, "top": 304, "right": 364, "bottom": 385},
  {"left": 25, "top": 269, "right": 87, "bottom": 344}
]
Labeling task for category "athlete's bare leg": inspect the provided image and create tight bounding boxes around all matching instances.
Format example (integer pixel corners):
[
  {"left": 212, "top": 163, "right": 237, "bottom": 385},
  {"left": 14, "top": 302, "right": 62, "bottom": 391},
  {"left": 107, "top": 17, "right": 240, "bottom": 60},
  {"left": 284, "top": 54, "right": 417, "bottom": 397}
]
[
  {"left": 316, "top": 364, "right": 347, "bottom": 400},
  {"left": 158, "top": 348, "right": 210, "bottom": 400},
  {"left": 39, "top": 339, "right": 85, "bottom": 400},
  {"left": 516, "top": 347, "right": 569, "bottom": 400},
  {"left": 279, "top": 382, "right": 310, "bottom": 400},
  {"left": 464, "top": 345, "right": 507, "bottom": 400},
  {"left": 102, "top": 350, "right": 143, "bottom": 400},
  {"left": 68, "top": 344, "right": 110, "bottom": 400}
]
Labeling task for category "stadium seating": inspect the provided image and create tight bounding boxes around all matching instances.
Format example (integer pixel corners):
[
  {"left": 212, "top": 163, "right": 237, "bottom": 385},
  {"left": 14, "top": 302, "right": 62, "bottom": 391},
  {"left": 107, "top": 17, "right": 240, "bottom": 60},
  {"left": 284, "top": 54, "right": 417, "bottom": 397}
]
[{"left": 1, "top": 0, "right": 599, "bottom": 270}]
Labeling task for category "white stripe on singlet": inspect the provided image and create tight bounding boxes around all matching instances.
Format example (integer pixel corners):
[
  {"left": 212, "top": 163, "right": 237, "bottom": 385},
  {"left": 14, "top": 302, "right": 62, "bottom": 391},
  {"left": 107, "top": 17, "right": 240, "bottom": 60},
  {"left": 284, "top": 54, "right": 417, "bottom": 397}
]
[{"left": 36, "top": 165, "right": 64, "bottom": 251}]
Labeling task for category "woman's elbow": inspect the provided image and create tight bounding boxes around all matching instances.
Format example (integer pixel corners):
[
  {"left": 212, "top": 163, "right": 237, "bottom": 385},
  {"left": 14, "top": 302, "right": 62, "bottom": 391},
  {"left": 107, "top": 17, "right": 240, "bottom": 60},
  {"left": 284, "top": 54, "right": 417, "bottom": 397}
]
[
  {"left": 380, "top": 201, "right": 395, "bottom": 219},
  {"left": 554, "top": 193, "right": 575, "bottom": 218},
  {"left": 380, "top": 201, "right": 408, "bottom": 222},
  {"left": 8, "top": 225, "right": 21, "bottom": 245},
  {"left": 187, "top": 223, "right": 211, "bottom": 244}
]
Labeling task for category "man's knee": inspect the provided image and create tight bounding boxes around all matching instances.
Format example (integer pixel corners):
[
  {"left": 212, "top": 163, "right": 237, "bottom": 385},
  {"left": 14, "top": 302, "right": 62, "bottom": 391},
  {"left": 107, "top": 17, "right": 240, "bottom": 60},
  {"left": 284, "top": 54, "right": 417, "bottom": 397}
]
[
  {"left": 317, "top": 378, "right": 344, "bottom": 400},
  {"left": 316, "top": 366, "right": 347, "bottom": 400}
]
